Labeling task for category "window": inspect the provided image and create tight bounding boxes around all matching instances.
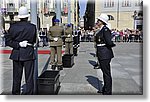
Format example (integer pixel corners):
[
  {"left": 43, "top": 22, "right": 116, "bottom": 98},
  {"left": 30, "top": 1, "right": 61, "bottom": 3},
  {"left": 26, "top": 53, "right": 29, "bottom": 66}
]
[
  {"left": 135, "top": 0, "right": 143, "bottom": 6},
  {"left": 20, "top": 0, "right": 27, "bottom": 5},
  {"left": 44, "top": 0, "right": 49, "bottom": 14},
  {"left": 9, "top": 0, "right": 14, "bottom": 2},
  {"left": 104, "top": 0, "right": 115, "bottom": 8},
  {"left": 108, "top": 15, "right": 114, "bottom": 20},
  {"left": 21, "top": 0, "right": 27, "bottom": 3},
  {"left": 47, "top": 0, "right": 55, "bottom": 11},
  {"left": 122, "top": 0, "right": 131, "bottom": 7},
  {"left": 63, "top": 0, "right": 68, "bottom": 14}
]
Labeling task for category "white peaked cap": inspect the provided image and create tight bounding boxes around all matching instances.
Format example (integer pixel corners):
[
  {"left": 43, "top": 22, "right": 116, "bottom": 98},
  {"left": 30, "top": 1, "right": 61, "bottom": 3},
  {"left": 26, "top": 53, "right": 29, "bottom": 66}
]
[{"left": 97, "top": 13, "right": 109, "bottom": 25}]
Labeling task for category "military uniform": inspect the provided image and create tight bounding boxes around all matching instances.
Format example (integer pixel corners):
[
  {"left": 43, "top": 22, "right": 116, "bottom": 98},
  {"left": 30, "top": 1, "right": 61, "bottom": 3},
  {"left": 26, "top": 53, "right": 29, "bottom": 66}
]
[
  {"left": 48, "top": 22, "right": 64, "bottom": 69},
  {"left": 73, "top": 31, "right": 78, "bottom": 56},
  {"left": 64, "top": 26, "right": 73, "bottom": 54},
  {"left": 6, "top": 21, "right": 37, "bottom": 95},
  {"left": 95, "top": 25, "right": 115, "bottom": 95},
  {"left": 93, "top": 27, "right": 100, "bottom": 68}
]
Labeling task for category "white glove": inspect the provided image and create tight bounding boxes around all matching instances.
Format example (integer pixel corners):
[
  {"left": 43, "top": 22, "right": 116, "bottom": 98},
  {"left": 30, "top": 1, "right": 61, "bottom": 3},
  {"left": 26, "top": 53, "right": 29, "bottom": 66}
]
[
  {"left": 54, "top": 37, "right": 58, "bottom": 42},
  {"left": 19, "top": 40, "right": 28, "bottom": 47},
  {"left": 67, "top": 34, "right": 71, "bottom": 37}
]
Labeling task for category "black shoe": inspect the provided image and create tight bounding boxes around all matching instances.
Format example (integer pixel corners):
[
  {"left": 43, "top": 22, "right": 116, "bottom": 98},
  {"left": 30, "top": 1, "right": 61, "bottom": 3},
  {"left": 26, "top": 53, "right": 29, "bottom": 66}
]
[
  {"left": 94, "top": 63, "right": 100, "bottom": 69},
  {"left": 102, "top": 92, "right": 112, "bottom": 95},
  {"left": 51, "top": 65, "right": 56, "bottom": 70},
  {"left": 94, "top": 66, "right": 100, "bottom": 69},
  {"left": 101, "top": 87, "right": 112, "bottom": 95},
  {"left": 58, "top": 65, "right": 63, "bottom": 70}
]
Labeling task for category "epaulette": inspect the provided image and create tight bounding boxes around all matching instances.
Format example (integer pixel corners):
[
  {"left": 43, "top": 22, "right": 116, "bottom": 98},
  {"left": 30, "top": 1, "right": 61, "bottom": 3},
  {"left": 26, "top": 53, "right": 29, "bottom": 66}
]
[{"left": 104, "top": 26, "right": 109, "bottom": 31}]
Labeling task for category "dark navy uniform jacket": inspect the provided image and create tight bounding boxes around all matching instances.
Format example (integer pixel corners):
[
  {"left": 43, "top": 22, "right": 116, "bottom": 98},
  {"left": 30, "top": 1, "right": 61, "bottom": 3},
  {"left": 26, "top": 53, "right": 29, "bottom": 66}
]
[
  {"left": 95, "top": 26, "right": 115, "bottom": 60},
  {"left": 6, "top": 21, "right": 37, "bottom": 61}
]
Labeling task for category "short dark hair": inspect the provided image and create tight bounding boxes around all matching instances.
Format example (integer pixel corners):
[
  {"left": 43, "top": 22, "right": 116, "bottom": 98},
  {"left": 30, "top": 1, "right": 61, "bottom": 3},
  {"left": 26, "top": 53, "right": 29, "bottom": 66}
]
[{"left": 20, "top": 17, "right": 28, "bottom": 21}]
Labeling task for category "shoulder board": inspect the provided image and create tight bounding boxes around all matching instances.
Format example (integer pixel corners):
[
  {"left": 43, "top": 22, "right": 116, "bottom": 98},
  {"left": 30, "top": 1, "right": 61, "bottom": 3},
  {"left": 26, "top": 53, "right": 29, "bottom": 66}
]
[
  {"left": 104, "top": 26, "right": 109, "bottom": 31},
  {"left": 105, "top": 28, "right": 108, "bottom": 31}
]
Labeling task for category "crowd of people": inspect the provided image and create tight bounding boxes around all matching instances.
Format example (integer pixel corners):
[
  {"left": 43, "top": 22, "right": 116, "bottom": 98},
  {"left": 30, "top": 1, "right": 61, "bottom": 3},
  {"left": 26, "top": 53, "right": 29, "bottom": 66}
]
[
  {"left": 80, "top": 30, "right": 94, "bottom": 42},
  {"left": 0, "top": 27, "right": 143, "bottom": 48},
  {"left": 111, "top": 28, "right": 143, "bottom": 43},
  {"left": 72, "top": 28, "right": 143, "bottom": 43}
]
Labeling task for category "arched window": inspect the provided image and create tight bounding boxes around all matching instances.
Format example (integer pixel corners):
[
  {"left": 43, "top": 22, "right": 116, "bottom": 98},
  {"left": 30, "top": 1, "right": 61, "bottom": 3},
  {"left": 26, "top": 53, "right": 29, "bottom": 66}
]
[{"left": 108, "top": 15, "right": 114, "bottom": 20}]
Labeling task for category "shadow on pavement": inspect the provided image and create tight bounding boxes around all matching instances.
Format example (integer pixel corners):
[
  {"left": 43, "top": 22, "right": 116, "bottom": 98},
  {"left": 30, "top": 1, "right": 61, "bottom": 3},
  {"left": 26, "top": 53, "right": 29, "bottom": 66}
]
[
  {"left": 88, "top": 60, "right": 97, "bottom": 67},
  {"left": 85, "top": 75, "right": 103, "bottom": 92},
  {"left": 41, "top": 56, "right": 50, "bottom": 74},
  {"left": 89, "top": 52, "right": 96, "bottom": 57}
]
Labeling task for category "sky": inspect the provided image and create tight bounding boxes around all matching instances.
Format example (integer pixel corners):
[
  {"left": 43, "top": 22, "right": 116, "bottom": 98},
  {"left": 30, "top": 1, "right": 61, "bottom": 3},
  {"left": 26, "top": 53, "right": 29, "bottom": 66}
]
[{"left": 79, "top": 0, "right": 88, "bottom": 18}]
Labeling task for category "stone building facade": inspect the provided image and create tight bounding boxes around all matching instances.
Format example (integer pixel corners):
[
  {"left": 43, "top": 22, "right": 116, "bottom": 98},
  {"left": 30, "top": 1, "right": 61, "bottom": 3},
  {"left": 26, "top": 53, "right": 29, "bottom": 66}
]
[
  {"left": 95, "top": 0, "right": 143, "bottom": 30},
  {"left": 0, "top": 0, "right": 80, "bottom": 30}
]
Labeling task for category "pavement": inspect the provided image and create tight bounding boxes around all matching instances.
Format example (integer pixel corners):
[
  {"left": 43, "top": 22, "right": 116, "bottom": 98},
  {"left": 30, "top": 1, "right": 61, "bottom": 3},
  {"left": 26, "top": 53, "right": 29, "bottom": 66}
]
[{"left": 0, "top": 42, "right": 143, "bottom": 95}]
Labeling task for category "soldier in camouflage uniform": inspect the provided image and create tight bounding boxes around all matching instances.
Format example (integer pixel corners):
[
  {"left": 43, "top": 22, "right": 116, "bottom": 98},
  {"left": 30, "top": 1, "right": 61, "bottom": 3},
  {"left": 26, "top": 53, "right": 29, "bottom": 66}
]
[
  {"left": 48, "top": 19, "right": 64, "bottom": 70},
  {"left": 64, "top": 24, "right": 73, "bottom": 54}
]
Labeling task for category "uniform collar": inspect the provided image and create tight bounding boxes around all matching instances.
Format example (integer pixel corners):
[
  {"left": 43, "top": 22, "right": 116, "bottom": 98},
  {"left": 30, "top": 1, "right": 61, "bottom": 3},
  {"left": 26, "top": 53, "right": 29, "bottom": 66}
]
[
  {"left": 95, "top": 25, "right": 104, "bottom": 36},
  {"left": 99, "top": 25, "right": 104, "bottom": 31},
  {"left": 17, "top": 21, "right": 29, "bottom": 25}
]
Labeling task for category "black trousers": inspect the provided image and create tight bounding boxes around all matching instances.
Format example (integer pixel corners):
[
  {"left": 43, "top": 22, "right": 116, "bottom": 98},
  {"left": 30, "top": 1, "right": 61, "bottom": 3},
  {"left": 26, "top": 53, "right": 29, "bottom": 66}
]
[
  {"left": 12, "top": 60, "right": 34, "bottom": 95},
  {"left": 98, "top": 59, "right": 112, "bottom": 95}
]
